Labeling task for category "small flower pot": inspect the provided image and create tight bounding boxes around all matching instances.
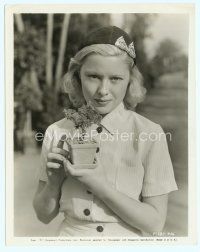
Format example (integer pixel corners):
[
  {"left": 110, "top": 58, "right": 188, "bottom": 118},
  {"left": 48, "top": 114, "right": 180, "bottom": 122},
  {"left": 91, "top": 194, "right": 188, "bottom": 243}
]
[{"left": 67, "top": 138, "right": 99, "bottom": 166}]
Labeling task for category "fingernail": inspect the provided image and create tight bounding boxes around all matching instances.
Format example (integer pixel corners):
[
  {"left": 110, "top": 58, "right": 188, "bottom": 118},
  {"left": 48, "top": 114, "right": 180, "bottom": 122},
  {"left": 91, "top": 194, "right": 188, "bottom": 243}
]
[{"left": 61, "top": 135, "right": 67, "bottom": 141}]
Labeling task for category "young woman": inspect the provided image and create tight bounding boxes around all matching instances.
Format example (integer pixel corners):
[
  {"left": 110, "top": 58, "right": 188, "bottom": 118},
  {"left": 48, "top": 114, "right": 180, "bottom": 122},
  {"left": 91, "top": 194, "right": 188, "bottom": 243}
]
[{"left": 33, "top": 26, "right": 178, "bottom": 237}]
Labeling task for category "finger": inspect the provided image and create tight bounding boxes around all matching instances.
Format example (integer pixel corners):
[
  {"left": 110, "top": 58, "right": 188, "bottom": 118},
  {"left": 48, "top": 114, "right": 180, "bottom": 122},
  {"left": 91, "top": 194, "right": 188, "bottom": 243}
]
[
  {"left": 47, "top": 152, "right": 65, "bottom": 163},
  {"left": 52, "top": 147, "right": 69, "bottom": 158},
  {"left": 46, "top": 162, "right": 61, "bottom": 169}
]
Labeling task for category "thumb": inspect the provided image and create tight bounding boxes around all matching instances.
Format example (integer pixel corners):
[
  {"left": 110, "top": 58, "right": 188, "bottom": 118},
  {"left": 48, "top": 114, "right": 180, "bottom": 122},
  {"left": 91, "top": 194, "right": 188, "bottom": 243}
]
[
  {"left": 57, "top": 135, "right": 67, "bottom": 149},
  {"left": 64, "top": 159, "right": 77, "bottom": 177}
]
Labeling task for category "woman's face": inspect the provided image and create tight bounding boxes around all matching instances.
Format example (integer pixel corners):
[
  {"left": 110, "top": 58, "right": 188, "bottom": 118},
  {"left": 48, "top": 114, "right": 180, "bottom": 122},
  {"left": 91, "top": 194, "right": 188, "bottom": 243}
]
[{"left": 80, "top": 54, "right": 130, "bottom": 115}]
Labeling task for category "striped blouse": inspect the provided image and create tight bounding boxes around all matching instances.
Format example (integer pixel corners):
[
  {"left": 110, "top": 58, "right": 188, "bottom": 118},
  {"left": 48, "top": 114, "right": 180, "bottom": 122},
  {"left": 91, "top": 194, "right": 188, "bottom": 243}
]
[{"left": 38, "top": 102, "right": 178, "bottom": 232}]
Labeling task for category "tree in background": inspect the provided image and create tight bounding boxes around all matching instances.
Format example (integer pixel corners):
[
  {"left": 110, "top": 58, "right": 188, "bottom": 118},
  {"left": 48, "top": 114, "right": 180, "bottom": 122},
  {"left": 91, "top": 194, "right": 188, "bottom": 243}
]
[
  {"left": 35, "top": 14, "right": 61, "bottom": 140},
  {"left": 55, "top": 14, "right": 70, "bottom": 91},
  {"left": 150, "top": 38, "right": 188, "bottom": 82},
  {"left": 123, "top": 14, "right": 156, "bottom": 90},
  {"left": 46, "top": 14, "right": 54, "bottom": 88},
  {"left": 14, "top": 14, "right": 45, "bottom": 151}
]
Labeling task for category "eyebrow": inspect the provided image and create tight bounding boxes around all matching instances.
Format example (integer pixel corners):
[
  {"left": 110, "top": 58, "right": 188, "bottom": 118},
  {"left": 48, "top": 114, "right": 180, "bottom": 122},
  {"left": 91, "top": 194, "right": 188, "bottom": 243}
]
[
  {"left": 84, "top": 71, "right": 102, "bottom": 75},
  {"left": 84, "top": 71, "right": 125, "bottom": 78}
]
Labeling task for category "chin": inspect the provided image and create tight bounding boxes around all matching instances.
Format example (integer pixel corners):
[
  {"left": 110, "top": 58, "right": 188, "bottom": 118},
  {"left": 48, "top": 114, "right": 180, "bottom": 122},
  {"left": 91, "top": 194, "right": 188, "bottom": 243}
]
[
  {"left": 95, "top": 108, "right": 110, "bottom": 115},
  {"left": 94, "top": 103, "right": 116, "bottom": 115}
]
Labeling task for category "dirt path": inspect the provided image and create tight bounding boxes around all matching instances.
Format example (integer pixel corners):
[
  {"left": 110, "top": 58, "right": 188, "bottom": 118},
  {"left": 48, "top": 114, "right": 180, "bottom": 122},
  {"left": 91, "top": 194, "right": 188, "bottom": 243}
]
[{"left": 14, "top": 151, "right": 63, "bottom": 237}]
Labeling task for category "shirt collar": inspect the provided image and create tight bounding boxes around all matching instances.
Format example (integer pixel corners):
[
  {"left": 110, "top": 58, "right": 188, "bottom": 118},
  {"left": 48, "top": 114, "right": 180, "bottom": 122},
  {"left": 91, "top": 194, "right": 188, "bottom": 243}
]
[{"left": 100, "top": 102, "right": 127, "bottom": 135}]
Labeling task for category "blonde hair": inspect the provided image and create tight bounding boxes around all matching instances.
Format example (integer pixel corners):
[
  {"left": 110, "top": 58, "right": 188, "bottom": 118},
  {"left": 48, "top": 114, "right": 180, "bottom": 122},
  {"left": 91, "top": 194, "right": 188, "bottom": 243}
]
[{"left": 61, "top": 44, "right": 146, "bottom": 110}]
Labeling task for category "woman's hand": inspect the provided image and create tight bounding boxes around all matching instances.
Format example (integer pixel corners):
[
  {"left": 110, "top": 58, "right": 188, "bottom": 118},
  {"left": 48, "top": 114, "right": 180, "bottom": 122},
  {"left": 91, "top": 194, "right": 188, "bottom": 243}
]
[
  {"left": 63, "top": 156, "right": 109, "bottom": 196},
  {"left": 46, "top": 147, "right": 69, "bottom": 188},
  {"left": 33, "top": 146, "right": 68, "bottom": 225}
]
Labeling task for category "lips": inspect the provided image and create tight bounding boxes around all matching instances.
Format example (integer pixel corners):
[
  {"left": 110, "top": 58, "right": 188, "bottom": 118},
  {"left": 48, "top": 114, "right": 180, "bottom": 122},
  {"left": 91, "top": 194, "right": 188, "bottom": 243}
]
[
  {"left": 95, "top": 98, "right": 111, "bottom": 103},
  {"left": 94, "top": 98, "right": 112, "bottom": 106},
  {"left": 95, "top": 99, "right": 110, "bottom": 102}
]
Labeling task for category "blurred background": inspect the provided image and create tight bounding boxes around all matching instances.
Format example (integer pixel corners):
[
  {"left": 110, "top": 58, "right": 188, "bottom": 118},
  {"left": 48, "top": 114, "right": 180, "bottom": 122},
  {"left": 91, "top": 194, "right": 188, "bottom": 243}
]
[{"left": 14, "top": 13, "right": 188, "bottom": 237}]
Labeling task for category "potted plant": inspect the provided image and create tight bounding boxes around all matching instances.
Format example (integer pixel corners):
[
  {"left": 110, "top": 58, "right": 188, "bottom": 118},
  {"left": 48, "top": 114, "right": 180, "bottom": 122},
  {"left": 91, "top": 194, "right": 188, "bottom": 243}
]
[{"left": 63, "top": 103, "right": 102, "bottom": 167}]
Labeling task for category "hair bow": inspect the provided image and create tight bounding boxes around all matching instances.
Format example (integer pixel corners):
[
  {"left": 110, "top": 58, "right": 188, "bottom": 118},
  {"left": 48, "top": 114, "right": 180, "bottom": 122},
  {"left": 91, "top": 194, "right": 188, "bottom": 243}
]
[{"left": 115, "top": 36, "right": 136, "bottom": 59}]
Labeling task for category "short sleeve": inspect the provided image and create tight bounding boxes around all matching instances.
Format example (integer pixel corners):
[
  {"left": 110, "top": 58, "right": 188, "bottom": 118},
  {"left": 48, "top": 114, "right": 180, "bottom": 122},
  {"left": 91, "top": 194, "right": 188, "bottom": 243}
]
[
  {"left": 37, "top": 125, "right": 54, "bottom": 181},
  {"left": 141, "top": 125, "right": 178, "bottom": 197}
]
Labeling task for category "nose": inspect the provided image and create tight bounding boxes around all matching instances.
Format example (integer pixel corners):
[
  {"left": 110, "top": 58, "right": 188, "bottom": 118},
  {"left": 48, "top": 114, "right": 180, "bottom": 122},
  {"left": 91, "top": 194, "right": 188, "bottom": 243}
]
[{"left": 97, "top": 78, "right": 109, "bottom": 96}]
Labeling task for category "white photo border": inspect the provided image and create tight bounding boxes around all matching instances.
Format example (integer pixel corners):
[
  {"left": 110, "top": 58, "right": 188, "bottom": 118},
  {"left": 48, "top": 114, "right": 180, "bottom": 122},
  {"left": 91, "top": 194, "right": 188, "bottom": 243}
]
[{"left": 3, "top": 0, "right": 199, "bottom": 249}]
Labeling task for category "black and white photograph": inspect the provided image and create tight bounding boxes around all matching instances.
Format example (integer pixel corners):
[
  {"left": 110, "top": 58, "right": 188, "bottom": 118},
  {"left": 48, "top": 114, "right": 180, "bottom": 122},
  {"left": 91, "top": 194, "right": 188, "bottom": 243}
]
[{"left": 5, "top": 3, "right": 196, "bottom": 245}]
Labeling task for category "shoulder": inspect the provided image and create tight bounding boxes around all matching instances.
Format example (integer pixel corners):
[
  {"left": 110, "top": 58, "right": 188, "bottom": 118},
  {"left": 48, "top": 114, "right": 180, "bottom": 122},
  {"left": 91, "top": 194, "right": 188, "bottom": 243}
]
[
  {"left": 43, "top": 118, "right": 75, "bottom": 146},
  {"left": 126, "top": 111, "right": 169, "bottom": 162},
  {"left": 42, "top": 118, "right": 76, "bottom": 148},
  {"left": 126, "top": 109, "right": 163, "bottom": 134},
  {"left": 45, "top": 117, "right": 75, "bottom": 134}
]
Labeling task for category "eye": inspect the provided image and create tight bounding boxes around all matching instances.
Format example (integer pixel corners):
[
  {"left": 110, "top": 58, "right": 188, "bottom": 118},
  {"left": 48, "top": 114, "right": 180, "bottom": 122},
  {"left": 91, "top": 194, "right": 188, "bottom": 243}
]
[
  {"left": 111, "top": 76, "right": 123, "bottom": 81},
  {"left": 87, "top": 74, "right": 99, "bottom": 79}
]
